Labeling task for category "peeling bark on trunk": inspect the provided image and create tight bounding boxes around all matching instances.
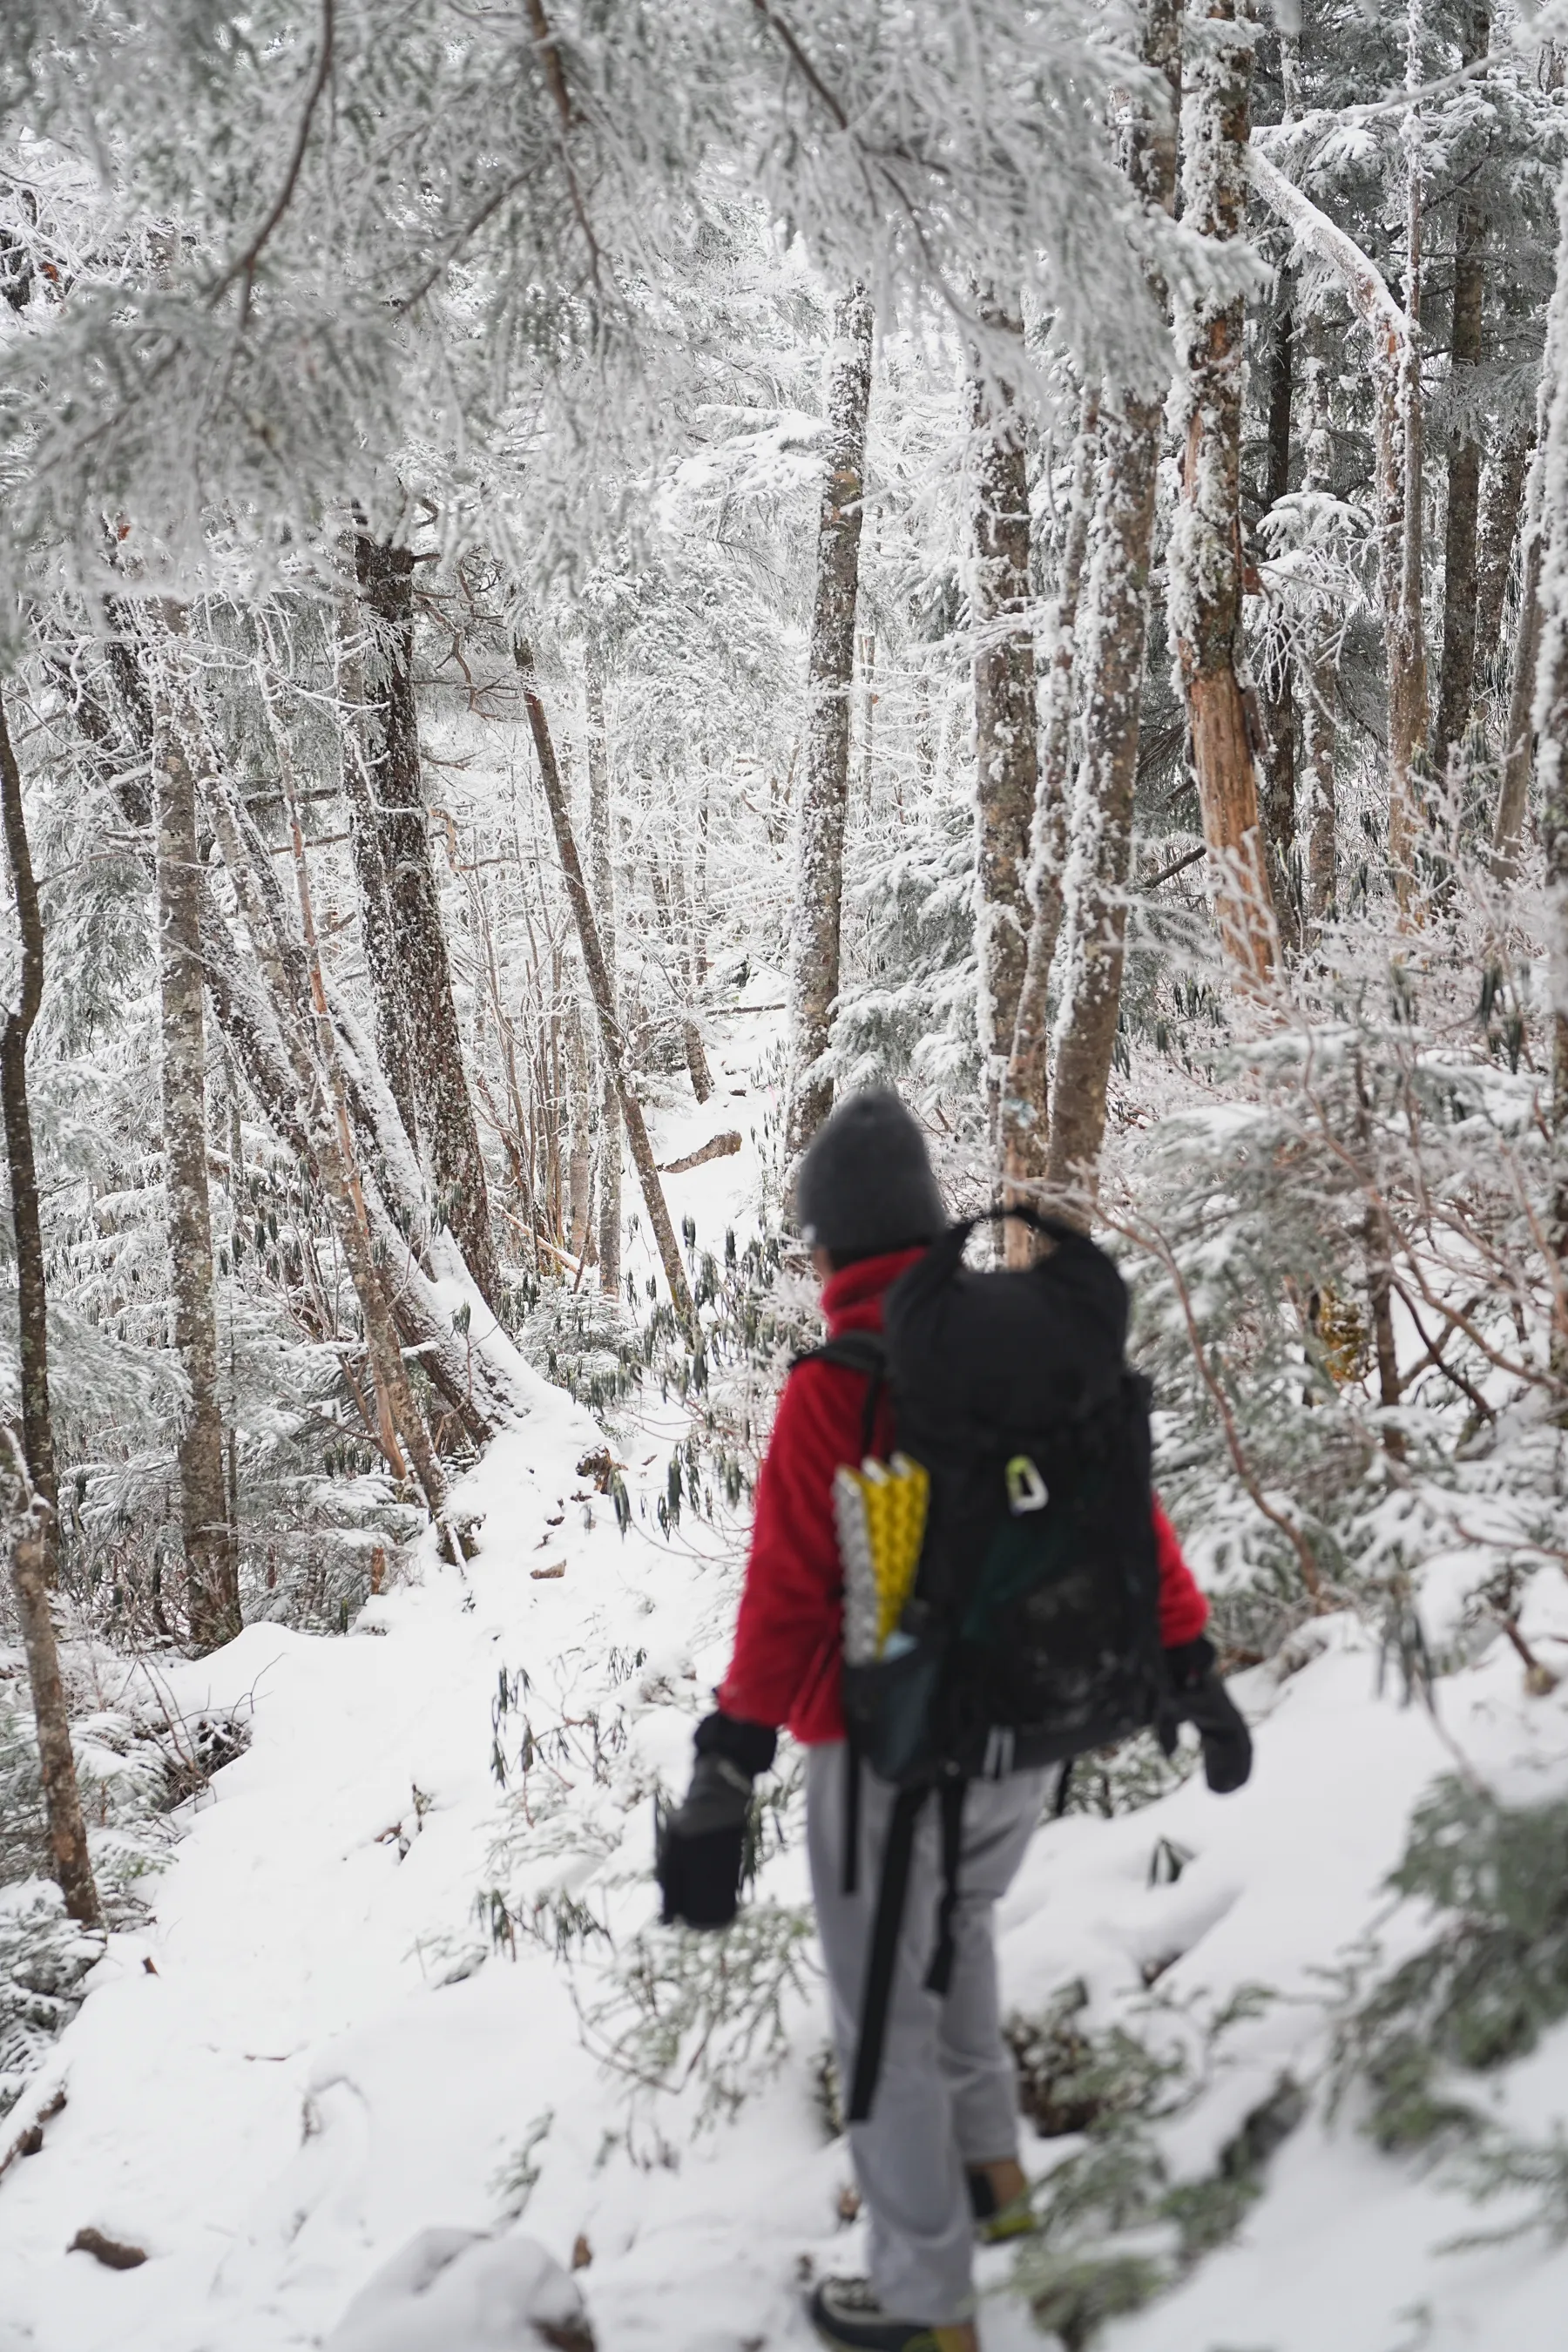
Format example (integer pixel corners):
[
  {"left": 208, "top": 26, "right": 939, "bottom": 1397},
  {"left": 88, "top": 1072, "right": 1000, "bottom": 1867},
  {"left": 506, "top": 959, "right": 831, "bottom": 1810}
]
[
  {"left": 1170, "top": 0, "right": 1277, "bottom": 987},
  {"left": 515, "top": 645, "right": 695, "bottom": 1331},
  {"left": 0, "top": 685, "right": 57, "bottom": 1549},
  {"left": 155, "top": 637, "right": 240, "bottom": 1651},
  {"left": 585, "top": 665, "right": 620, "bottom": 1295},
  {"left": 1301, "top": 304, "right": 1342, "bottom": 930},
  {"left": 354, "top": 531, "right": 500, "bottom": 1313},
  {"left": 1003, "top": 382, "right": 1100, "bottom": 1264},
  {"left": 3, "top": 1433, "right": 101, "bottom": 1929},
  {"left": 1260, "top": 280, "right": 1301, "bottom": 953},
  {"left": 971, "top": 302, "right": 1039, "bottom": 1175},
  {"left": 787, "top": 283, "right": 874, "bottom": 1157},
  {"left": 1045, "top": 0, "right": 1181, "bottom": 1213}
]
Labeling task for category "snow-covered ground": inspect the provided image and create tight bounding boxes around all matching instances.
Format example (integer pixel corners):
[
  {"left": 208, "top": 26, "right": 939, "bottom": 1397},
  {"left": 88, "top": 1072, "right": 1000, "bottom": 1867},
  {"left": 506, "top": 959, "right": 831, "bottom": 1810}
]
[{"left": 6, "top": 1009, "right": 1568, "bottom": 2350}]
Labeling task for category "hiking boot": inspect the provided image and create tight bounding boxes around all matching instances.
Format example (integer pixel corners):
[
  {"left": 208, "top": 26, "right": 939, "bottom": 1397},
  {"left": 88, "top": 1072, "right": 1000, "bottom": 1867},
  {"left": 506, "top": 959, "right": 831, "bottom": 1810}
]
[
  {"left": 806, "top": 2276, "right": 976, "bottom": 2352},
  {"left": 966, "top": 2160, "right": 1036, "bottom": 2245}
]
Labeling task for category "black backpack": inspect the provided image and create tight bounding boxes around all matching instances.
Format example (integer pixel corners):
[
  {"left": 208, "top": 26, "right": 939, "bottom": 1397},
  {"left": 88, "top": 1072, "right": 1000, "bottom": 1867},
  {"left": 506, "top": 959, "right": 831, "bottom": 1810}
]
[{"left": 801, "top": 1206, "right": 1173, "bottom": 2118}]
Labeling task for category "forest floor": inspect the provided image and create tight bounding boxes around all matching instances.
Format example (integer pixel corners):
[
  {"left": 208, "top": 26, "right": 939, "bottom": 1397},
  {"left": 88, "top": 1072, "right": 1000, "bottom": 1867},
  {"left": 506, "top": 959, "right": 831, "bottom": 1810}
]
[{"left": 5, "top": 1013, "right": 1568, "bottom": 2349}]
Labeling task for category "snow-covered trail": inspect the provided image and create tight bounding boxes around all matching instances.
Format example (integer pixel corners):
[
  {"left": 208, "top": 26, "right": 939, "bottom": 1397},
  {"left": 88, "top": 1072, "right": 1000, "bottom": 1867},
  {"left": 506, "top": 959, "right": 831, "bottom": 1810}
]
[
  {"left": 6, "top": 988, "right": 1568, "bottom": 2347},
  {"left": 9, "top": 1473, "right": 1568, "bottom": 2352}
]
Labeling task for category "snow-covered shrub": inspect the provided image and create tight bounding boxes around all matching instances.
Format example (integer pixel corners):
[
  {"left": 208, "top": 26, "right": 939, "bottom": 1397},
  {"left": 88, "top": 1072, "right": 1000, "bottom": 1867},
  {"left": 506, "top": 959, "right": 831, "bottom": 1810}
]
[
  {"left": 1009, "top": 1985, "right": 1304, "bottom": 2347},
  {"left": 583, "top": 1902, "right": 818, "bottom": 2135},
  {"left": 1335, "top": 1777, "right": 1568, "bottom": 2156},
  {"left": 1120, "top": 883, "right": 1567, "bottom": 1659},
  {"left": 0, "top": 1879, "right": 102, "bottom": 2121}
]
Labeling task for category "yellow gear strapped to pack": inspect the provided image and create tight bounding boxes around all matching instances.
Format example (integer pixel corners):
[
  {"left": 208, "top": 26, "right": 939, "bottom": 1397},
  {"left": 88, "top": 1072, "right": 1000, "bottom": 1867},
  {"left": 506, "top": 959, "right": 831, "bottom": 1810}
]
[{"left": 834, "top": 1454, "right": 930, "bottom": 1665}]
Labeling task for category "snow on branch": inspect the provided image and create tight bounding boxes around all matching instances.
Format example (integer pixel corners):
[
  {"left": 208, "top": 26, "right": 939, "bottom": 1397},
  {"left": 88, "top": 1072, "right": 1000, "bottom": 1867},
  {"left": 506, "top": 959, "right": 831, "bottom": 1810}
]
[{"left": 1247, "top": 149, "right": 1408, "bottom": 362}]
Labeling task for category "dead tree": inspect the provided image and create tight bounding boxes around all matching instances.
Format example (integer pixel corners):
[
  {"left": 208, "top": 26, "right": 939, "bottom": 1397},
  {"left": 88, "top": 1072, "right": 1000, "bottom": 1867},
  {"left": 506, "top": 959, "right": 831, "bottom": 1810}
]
[
  {"left": 515, "top": 645, "right": 696, "bottom": 1331},
  {"left": 353, "top": 531, "right": 501, "bottom": 1311},
  {"left": 154, "top": 632, "right": 240, "bottom": 1648},
  {"left": 1169, "top": 0, "right": 1277, "bottom": 986},
  {"left": 786, "top": 283, "right": 874, "bottom": 1157},
  {"left": 1045, "top": 0, "right": 1181, "bottom": 1211}
]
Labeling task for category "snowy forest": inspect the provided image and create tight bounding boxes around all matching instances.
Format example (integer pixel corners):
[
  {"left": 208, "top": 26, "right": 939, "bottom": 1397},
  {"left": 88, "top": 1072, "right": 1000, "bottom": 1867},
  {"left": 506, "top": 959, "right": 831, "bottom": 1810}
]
[{"left": 3, "top": 0, "right": 1568, "bottom": 2346}]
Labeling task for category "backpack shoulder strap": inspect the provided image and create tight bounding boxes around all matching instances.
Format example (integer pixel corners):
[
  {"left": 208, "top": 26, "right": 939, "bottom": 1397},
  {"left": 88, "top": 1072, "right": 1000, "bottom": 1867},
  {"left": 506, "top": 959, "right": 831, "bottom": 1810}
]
[{"left": 793, "top": 1330, "right": 889, "bottom": 1461}]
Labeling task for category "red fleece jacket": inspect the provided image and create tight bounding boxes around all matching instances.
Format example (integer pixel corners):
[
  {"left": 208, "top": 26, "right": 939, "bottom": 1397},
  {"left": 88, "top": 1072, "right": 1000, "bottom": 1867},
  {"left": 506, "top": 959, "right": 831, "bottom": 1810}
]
[{"left": 718, "top": 1246, "right": 1209, "bottom": 1746}]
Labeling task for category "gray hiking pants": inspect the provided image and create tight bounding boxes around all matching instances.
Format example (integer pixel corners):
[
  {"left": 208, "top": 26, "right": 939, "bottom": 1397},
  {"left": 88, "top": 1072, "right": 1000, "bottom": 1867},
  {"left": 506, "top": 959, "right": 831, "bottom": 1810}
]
[{"left": 806, "top": 1742, "right": 1049, "bottom": 2326}]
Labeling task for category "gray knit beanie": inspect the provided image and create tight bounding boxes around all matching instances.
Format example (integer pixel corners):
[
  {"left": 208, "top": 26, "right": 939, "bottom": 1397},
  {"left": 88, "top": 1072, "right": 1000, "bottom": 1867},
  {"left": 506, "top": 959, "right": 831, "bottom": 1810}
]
[{"left": 793, "top": 1089, "right": 947, "bottom": 1259}]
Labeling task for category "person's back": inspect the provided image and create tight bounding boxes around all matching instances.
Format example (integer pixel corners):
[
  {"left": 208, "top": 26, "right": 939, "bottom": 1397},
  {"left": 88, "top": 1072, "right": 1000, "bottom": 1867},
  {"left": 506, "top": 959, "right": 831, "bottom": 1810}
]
[{"left": 656, "top": 1089, "right": 1252, "bottom": 2352}]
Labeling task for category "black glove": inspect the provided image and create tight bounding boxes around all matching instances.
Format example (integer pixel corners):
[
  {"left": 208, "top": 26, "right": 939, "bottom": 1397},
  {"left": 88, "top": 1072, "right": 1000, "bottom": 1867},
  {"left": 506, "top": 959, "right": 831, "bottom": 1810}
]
[
  {"left": 655, "top": 1713, "right": 777, "bottom": 1930},
  {"left": 1163, "top": 1638, "right": 1253, "bottom": 1795}
]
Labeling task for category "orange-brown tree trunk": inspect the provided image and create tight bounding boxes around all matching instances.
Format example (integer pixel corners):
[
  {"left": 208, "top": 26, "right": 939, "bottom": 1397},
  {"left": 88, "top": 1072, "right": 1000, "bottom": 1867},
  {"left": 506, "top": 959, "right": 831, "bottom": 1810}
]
[{"left": 1169, "top": 0, "right": 1276, "bottom": 986}]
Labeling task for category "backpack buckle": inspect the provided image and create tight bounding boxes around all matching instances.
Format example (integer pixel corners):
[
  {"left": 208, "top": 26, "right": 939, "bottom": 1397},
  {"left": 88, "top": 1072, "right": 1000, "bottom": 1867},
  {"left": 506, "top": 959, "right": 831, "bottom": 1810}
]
[
  {"left": 981, "top": 1726, "right": 1016, "bottom": 1779},
  {"left": 1005, "top": 1455, "right": 1049, "bottom": 1515}
]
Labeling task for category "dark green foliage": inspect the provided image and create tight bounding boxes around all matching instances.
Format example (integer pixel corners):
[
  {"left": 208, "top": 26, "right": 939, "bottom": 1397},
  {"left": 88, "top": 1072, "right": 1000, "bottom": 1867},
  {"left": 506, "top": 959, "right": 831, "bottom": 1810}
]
[
  {"left": 1006, "top": 1980, "right": 1185, "bottom": 2138},
  {"left": 1008, "top": 1984, "right": 1303, "bottom": 2345},
  {"left": 1336, "top": 1779, "right": 1568, "bottom": 2154}
]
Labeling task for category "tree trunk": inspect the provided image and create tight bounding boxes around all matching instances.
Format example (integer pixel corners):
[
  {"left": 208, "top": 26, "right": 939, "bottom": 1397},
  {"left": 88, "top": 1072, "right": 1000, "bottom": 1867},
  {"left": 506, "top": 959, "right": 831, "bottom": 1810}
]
[
  {"left": 1260, "top": 279, "right": 1301, "bottom": 952},
  {"left": 1434, "top": 214, "right": 1486, "bottom": 766},
  {"left": 971, "top": 301, "right": 1039, "bottom": 1178},
  {"left": 1301, "top": 303, "right": 1342, "bottom": 930},
  {"left": 1045, "top": 0, "right": 1181, "bottom": 1213},
  {"left": 1249, "top": 151, "right": 1424, "bottom": 910},
  {"left": 1474, "top": 422, "right": 1532, "bottom": 701},
  {"left": 565, "top": 993, "right": 593, "bottom": 1260},
  {"left": 1433, "top": 0, "right": 1491, "bottom": 771},
  {"left": 1388, "top": 71, "right": 1431, "bottom": 907},
  {"left": 1494, "top": 413, "right": 1551, "bottom": 877},
  {"left": 353, "top": 531, "right": 500, "bottom": 1313},
  {"left": 1003, "top": 382, "right": 1100, "bottom": 1264},
  {"left": 1532, "top": 158, "right": 1568, "bottom": 1250},
  {"left": 1169, "top": 0, "right": 1277, "bottom": 987},
  {"left": 515, "top": 645, "right": 696, "bottom": 1331},
  {"left": 339, "top": 565, "right": 419, "bottom": 1151},
  {"left": 585, "top": 663, "right": 620, "bottom": 1295},
  {"left": 154, "top": 639, "right": 240, "bottom": 1650},
  {"left": 786, "top": 283, "right": 874, "bottom": 1157},
  {"left": 199, "top": 761, "right": 450, "bottom": 1525},
  {"left": 0, "top": 685, "right": 57, "bottom": 1551},
  {"left": 3, "top": 1430, "right": 101, "bottom": 1929},
  {"left": 668, "top": 842, "right": 713, "bottom": 1104},
  {"left": 0, "top": 687, "right": 99, "bottom": 1928}
]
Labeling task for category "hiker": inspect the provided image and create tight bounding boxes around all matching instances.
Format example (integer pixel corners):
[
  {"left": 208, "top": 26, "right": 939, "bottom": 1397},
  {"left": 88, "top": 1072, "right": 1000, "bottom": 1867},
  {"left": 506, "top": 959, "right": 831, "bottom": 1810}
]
[{"left": 656, "top": 1090, "right": 1252, "bottom": 2352}]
